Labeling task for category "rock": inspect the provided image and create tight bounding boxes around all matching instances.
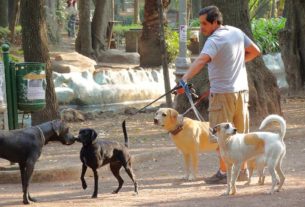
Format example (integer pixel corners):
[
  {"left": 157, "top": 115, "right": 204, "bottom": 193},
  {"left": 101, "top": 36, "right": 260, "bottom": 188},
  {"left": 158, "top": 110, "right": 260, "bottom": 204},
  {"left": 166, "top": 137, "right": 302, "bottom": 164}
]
[
  {"left": 60, "top": 108, "right": 85, "bottom": 122},
  {"left": 50, "top": 52, "right": 96, "bottom": 74},
  {"left": 97, "top": 49, "right": 140, "bottom": 65}
]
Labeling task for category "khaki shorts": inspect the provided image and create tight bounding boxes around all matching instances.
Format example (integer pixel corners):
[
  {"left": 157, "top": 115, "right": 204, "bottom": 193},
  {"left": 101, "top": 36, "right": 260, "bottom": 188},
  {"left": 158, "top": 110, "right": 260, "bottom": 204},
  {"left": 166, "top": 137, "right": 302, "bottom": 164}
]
[{"left": 208, "top": 91, "right": 249, "bottom": 135}]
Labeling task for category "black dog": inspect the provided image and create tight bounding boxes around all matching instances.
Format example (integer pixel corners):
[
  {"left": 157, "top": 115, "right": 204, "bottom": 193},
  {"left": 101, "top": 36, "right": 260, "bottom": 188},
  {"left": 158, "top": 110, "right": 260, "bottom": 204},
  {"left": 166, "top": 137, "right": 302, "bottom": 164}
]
[
  {"left": 0, "top": 120, "right": 75, "bottom": 204},
  {"left": 76, "top": 121, "right": 138, "bottom": 198}
]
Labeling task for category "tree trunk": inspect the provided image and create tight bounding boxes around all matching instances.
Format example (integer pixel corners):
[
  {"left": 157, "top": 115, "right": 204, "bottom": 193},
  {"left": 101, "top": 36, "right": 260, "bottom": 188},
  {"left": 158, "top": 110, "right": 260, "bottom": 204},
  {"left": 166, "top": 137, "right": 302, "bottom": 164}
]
[
  {"left": 20, "top": 0, "right": 59, "bottom": 125},
  {"left": 191, "top": 0, "right": 201, "bottom": 19},
  {"left": 45, "top": 0, "right": 60, "bottom": 44},
  {"left": 76, "top": 0, "right": 93, "bottom": 57},
  {"left": 176, "top": 0, "right": 281, "bottom": 124},
  {"left": 0, "top": 0, "right": 8, "bottom": 27},
  {"left": 91, "top": 0, "right": 111, "bottom": 58},
  {"left": 279, "top": 0, "right": 305, "bottom": 95},
  {"left": 134, "top": 0, "right": 140, "bottom": 24},
  {"left": 8, "top": 0, "right": 20, "bottom": 43},
  {"left": 139, "top": 0, "right": 170, "bottom": 67}
]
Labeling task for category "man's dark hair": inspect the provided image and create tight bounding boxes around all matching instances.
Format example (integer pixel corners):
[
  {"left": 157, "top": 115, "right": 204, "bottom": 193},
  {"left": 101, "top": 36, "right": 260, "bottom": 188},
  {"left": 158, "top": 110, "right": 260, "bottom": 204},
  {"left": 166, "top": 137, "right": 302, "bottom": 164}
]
[{"left": 198, "top": 6, "right": 223, "bottom": 25}]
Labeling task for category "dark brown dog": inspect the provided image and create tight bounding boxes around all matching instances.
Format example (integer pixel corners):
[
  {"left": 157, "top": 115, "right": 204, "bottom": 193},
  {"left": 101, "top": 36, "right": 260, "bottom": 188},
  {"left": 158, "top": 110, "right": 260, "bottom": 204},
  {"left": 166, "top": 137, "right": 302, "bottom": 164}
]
[
  {"left": 76, "top": 123, "right": 138, "bottom": 198},
  {"left": 0, "top": 120, "right": 75, "bottom": 204}
]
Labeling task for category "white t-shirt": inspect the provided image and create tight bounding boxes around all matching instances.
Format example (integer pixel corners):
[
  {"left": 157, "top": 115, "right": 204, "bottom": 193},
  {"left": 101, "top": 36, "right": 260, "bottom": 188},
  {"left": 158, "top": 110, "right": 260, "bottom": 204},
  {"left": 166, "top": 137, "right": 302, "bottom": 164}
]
[{"left": 201, "top": 25, "right": 253, "bottom": 93}]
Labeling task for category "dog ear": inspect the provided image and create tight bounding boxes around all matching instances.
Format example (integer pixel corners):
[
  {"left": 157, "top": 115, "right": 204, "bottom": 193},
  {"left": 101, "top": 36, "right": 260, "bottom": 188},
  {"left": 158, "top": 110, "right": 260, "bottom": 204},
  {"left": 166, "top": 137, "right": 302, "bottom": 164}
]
[
  {"left": 170, "top": 109, "right": 178, "bottom": 120},
  {"left": 90, "top": 129, "right": 98, "bottom": 141},
  {"left": 52, "top": 120, "right": 62, "bottom": 136},
  {"left": 212, "top": 124, "right": 220, "bottom": 134}
]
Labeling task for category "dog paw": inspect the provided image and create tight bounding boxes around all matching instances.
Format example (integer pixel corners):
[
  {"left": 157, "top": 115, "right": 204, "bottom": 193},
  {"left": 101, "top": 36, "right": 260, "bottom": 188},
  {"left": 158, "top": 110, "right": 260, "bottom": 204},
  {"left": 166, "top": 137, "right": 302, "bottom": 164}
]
[
  {"left": 82, "top": 182, "right": 87, "bottom": 190},
  {"left": 188, "top": 175, "right": 196, "bottom": 181},
  {"left": 244, "top": 181, "right": 250, "bottom": 186},
  {"left": 91, "top": 194, "right": 98, "bottom": 198}
]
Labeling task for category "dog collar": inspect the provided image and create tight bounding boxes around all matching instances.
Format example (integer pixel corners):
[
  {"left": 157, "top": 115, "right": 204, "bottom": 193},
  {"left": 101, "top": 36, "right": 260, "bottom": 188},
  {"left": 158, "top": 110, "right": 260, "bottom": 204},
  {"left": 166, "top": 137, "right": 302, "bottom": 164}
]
[
  {"left": 36, "top": 126, "right": 46, "bottom": 145},
  {"left": 170, "top": 125, "right": 183, "bottom": 135}
]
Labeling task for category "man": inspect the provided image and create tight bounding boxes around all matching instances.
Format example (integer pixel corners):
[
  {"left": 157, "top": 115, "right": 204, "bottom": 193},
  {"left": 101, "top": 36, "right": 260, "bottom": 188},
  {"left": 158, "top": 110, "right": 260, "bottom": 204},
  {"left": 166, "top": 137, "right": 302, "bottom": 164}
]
[{"left": 180, "top": 5, "right": 261, "bottom": 184}]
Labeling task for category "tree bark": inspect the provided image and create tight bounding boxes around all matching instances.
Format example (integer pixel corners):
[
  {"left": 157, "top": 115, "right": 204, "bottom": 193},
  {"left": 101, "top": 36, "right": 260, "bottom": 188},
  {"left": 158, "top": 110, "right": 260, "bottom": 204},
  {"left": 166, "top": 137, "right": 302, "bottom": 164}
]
[
  {"left": 176, "top": 0, "right": 281, "bottom": 124},
  {"left": 134, "top": 0, "right": 140, "bottom": 24},
  {"left": 279, "top": 0, "right": 305, "bottom": 95},
  {"left": 76, "top": 0, "right": 93, "bottom": 57},
  {"left": 8, "top": 0, "right": 20, "bottom": 43},
  {"left": 20, "top": 0, "right": 59, "bottom": 125},
  {"left": 91, "top": 0, "right": 111, "bottom": 58},
  {"left": 0, "top": 0, "right": 8, "bottom": 27},
  {"left": 139, "top": 0, "right": 170, "bottom": 67}
]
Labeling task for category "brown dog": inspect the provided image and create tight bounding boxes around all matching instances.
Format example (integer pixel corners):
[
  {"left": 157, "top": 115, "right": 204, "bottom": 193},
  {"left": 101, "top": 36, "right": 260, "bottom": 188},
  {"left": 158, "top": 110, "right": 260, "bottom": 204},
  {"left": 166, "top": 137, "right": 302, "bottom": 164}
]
[{"left": 154, "top": 108, "right": 217, "bottom": 180}]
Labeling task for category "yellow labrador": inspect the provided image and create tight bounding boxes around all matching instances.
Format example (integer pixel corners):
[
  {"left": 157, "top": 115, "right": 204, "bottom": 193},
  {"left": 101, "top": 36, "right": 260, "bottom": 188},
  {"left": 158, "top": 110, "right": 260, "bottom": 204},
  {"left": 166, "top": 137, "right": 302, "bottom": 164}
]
[
  {"left": 154, "top": 108, "right": 217, "bottom": 180},
  {"left": 212, "top": 114, "right": 286, "bottom": 195}
]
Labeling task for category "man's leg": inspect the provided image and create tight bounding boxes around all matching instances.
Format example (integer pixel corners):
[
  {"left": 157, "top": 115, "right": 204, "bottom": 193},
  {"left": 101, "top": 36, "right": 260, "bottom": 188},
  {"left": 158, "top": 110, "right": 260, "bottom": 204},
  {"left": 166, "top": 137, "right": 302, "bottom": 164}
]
[
  {"left": 204, "top": 93, "right": 234, "bottom": 184},
  {"left": 234, "top": 91, "right": 250, "bottom": 181}
]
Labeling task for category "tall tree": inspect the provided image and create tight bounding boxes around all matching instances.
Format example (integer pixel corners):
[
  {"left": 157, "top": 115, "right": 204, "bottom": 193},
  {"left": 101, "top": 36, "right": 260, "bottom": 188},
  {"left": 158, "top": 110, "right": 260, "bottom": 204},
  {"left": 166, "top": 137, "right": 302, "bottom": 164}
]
[
  {"left": 176, "top": 0, "right": 281, "bottom": 124},
  {"left": 139, "top": 0, "right": 170, "bottom": 67},
  {"left": 76, "top": 0, "right": 93, "bottom": 57},
  {"left": 76, "top": 0, "right": 112, "bottom": 59},
  {"left": 0, "top": 0, "right": 8, "bottom": 27},
  {"left": 279, "top": 0, "right": 305, "bottom": 94},
  {"left": 20, "top": 0, "right": 59, "bottom": 125},
  {"left": 91, "top": 0, "right": 112, "bottom": 57}
]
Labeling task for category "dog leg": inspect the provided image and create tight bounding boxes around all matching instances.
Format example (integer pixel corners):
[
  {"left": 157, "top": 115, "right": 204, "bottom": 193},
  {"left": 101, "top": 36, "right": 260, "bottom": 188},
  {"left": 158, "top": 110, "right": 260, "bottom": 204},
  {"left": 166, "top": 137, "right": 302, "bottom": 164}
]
[
  {"left": 245, "top": 167, "right": 254, "bottom": 186},
  {"left": 267, "top": 160, "right": 278, "bottom": 194},
  {"left": 91, "top": 169, "right": 99, "bottom": 198},
  {"left": 124, "top": 162, "right": 138, "bottom": 194},
  {"left": 19, "top": 163, "right": 30, "bottom": 205},
  {"left": 182, "top": 153, "right": 191, "bottom": 180},
  {"left": 110, "top": 163, "right": 124, "bottom": 194},
  {"left": 80, "top": 163, "right": 88, "bottom": 190},
  {"left": 223, "top": 164, "right": 232, "bottom": 196},
  {"left": 21, "top": 161, "right": 36, "bottom": 204},
  {"left": 258, "top": 167, "right": 266, "bottom": 185},
  {"left": 275, "top": 153, "right": 286, "bottom": 192},
  {"left": 230, "top": 163, "right": 241, "bottom": 195},
  {"left": 190, "top": 153, "right": 198, "bottom": 180}
]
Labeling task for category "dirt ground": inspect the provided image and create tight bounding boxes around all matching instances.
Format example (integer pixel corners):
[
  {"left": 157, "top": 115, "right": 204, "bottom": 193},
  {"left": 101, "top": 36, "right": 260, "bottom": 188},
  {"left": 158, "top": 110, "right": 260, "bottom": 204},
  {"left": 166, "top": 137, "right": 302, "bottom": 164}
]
[{"left": 0, "top": 98, "right": 305, "bottom": 207}]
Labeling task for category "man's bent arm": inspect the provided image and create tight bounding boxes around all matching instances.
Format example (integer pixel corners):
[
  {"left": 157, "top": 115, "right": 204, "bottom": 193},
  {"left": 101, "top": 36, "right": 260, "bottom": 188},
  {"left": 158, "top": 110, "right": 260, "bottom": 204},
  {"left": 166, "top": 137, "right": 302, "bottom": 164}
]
[
  {"left": 245, "top": 43, "right": 261, "bottom": 62},
  {"left": 182, "top": 54, "right": 211, "bottom": 82}
]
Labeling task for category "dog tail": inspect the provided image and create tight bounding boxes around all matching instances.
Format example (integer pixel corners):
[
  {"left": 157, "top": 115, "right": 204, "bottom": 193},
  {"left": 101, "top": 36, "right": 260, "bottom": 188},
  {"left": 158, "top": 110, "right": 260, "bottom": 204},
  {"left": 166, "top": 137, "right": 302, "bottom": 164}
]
[
  {"left": 259, "top": 114, "right": 286, "bottom": 141},
  {"left": 122, "top": 120, "right": 129, "bottom": 147}
]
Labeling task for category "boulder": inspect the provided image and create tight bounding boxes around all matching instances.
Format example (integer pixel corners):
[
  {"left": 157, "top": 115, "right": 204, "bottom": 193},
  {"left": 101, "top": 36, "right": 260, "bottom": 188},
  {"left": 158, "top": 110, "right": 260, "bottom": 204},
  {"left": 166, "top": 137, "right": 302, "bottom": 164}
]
[{"left": 50, "top": 52, "right": 96, "bottom": 73}]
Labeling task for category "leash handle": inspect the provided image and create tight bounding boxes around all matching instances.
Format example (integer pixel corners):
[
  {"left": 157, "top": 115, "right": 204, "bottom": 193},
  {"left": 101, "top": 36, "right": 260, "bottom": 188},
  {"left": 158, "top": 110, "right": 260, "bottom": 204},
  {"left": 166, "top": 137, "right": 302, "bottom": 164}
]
[{"left": 179, "top": 80, "right": 204, "bottom": 121}]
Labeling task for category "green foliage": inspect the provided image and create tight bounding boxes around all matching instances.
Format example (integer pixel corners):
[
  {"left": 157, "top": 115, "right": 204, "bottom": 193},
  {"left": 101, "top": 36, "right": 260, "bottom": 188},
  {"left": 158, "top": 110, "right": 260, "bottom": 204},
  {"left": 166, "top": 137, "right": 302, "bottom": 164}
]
[
  {"left": 251, "top": 17, "right": 286, "bottom": 54},
  {"left": 189, "top": 19, "right": 200, "bottom": 27},
  {"left": 113, "top": 24, "right": 142, "bottom": 37},
  {"left": 165, "top": 27, "right": 179, "bottom": 63},
  {"left": 113, "top": 23, "right": 142, "bottom": 45},
  {"left": 0, "top": 27, "right": 10, "bottom": 43}
]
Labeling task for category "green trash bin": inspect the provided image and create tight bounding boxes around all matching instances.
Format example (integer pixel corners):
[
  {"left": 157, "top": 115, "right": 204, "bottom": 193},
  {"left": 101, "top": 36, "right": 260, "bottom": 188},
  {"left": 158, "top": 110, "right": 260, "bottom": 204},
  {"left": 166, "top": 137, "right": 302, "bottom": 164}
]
[{"left": 15, "top": 62, "right": 46, "bottom": 112}]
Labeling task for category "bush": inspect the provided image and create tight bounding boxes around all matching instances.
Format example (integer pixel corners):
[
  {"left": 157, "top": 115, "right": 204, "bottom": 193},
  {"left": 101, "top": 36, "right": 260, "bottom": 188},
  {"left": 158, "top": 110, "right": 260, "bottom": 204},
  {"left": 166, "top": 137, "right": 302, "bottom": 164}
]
[
  {"left": 251, "top": 17, "right": 286, "bottom": 54},
  {"left": 165, "top": 27, "right": 179, "bottom": 63}
]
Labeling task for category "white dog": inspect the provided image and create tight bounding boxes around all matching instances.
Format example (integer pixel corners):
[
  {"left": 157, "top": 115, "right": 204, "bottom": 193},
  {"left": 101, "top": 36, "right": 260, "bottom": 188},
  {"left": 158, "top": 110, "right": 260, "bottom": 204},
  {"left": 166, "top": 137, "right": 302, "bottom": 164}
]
[{"left": 212, "top": 114, "right": 286, "bottom": 195}]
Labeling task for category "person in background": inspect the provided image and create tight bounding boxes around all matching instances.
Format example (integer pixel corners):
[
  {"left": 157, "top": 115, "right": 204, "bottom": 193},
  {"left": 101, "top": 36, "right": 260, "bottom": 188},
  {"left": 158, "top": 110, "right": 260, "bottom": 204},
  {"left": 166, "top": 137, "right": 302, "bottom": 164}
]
[
  {"left": 180, "top": 5, "right": 261, "bottom": 184},
  {"left": 66, "top": 0, "right": 78, "bottom": 38}
]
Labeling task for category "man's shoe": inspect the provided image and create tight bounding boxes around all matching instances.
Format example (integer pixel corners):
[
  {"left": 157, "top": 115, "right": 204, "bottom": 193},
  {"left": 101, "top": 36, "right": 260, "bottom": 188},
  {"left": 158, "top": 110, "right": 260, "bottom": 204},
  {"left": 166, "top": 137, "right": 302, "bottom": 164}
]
[
  {"left": 204, "top": 170, "right": 227, "bottom": 184},
  {"left": 237, "top": 169, "right": 249, "bottom": 181}
]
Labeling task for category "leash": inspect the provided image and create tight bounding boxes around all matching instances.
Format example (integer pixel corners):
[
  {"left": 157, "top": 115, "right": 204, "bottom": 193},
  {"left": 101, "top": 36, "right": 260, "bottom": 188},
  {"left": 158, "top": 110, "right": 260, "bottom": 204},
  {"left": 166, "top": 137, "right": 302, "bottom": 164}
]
[
  {"left": 179, "top": 81, "right": 217, "bottom": 141},
  {"left": 179, "top": 80, "right": 205, "bottom": 121},
  {"left": 182, "top": 90, "right": 210, "bottom": 117}
]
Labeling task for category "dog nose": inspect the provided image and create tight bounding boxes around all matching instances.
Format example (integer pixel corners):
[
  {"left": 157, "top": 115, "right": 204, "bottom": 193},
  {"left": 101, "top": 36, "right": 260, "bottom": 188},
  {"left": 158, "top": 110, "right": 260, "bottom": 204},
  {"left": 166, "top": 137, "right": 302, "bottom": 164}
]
[{"left": 154, "top": 119, "right": 158, "bottom": 124}]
